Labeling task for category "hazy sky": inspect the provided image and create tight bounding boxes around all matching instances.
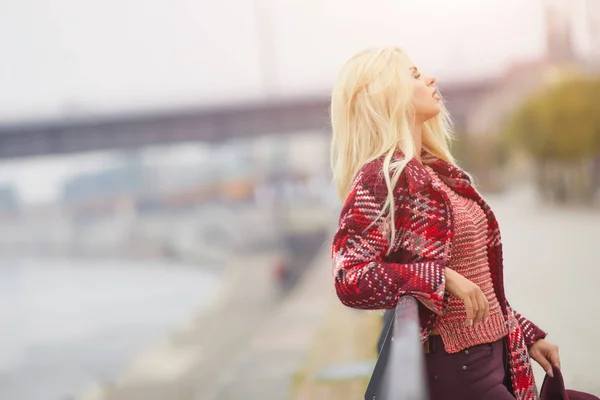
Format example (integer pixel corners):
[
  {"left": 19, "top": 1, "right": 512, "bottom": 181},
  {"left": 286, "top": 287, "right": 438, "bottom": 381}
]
[
  {"left": 0, "top": 0, "right": 550, "bottom": 123},
  {"left": 0, "top": 0, "right": 592, "bottom": 203}
]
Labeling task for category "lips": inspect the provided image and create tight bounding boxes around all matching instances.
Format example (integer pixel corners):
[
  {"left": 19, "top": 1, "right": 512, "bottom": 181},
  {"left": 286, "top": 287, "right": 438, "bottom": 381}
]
[{"left": 432, "top": 89, "right": 441, "bottom": 100}]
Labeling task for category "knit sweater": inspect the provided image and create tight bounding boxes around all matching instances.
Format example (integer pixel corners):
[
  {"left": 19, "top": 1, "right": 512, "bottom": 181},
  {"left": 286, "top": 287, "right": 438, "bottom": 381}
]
[
  {"left": 331, "top": 154, "right": 547, "bottom": 399},
  {"left": 426, "top": 166, "right": 508, "bottom": 353}
]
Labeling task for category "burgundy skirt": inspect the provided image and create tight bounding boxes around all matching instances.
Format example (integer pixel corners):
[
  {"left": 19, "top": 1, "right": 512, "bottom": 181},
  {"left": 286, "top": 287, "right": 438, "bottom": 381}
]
[{"left": 424, "top": 335, "right": 515, "bottom": 400}]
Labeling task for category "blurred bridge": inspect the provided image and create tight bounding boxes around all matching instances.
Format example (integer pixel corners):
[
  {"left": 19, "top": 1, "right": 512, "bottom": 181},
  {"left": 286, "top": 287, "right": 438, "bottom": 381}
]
[{"left": 0, "top": 80, "right": 494, "bottom": 159}]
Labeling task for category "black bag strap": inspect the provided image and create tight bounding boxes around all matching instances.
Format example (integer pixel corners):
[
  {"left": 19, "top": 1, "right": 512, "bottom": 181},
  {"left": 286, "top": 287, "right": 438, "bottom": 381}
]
[{"left": 364, "top": 309, "right": 395, "bottom": 400}]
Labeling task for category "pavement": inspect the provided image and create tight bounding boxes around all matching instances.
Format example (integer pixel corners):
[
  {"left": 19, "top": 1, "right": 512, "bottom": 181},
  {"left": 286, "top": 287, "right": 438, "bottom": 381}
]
[
  {"left": 78, "top": 252, "right": 279, "bottom": 400},
  {"left": 78, "top": 243, "right": 334, "bottom": 400},
  {"left": 204, "top": 250, "right": 333, "bottom": 400}
]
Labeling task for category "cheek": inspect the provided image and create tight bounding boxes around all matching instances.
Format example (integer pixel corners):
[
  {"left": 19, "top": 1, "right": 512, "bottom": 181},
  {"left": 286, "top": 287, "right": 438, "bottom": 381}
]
[{"left": 412, "top": 85, "right": 431, "bottom": 109}]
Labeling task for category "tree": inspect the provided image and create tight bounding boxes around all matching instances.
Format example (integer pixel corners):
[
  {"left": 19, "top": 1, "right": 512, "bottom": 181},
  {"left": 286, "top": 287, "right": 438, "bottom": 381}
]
[
  {"left": 504, "top": 77, "right": 600, "bottom": 161},
  {"left": 502, "top": 76, "right": 600, "bottom": 204},
  {"left": 452, "top": 133, "right": 510, "bottom": 192}
]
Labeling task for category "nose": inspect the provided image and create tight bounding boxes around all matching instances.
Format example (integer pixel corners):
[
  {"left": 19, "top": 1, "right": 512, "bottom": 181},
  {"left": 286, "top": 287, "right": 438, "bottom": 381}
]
[{"left": 427, "top": 76, "right": 436, "bottom": 86}]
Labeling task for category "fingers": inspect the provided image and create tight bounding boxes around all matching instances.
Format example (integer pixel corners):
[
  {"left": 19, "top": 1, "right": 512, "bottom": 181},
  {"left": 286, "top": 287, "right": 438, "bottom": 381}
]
[
  {"left": 531, "top": 348, "right": 554, "bottom": 377},
  {"left": 471, "top": 293, "right": 481, "bottom": 326},
  {"left": 474, "top": 292, "right": 488, "bottom": 325},
  {"left": 483, "top": 293, "right": 490, "bottom": 322},
  {"left": 463, "top": 296, "right": 474, "bottom": 327},
  {"left": 471, "top": 293, "right": 481, "bottom": 325},
  {"left": 549, "top": 346, "right": 561, "bottom": 369},
  {"left": 464, "top": 289, "right": 488, "bottom": 326},
  {"left": 530, "top": 341, "right": 561, "bottom": 377}
]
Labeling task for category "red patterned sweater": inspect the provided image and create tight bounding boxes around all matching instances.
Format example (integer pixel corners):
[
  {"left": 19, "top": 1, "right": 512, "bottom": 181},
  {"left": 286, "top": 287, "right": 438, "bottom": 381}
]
[
  {"left": 331, "top": 154, "right": 547, "bottom": 400},
  {"left": 425, "top": 165, "right": 508, "bottom": 353}
]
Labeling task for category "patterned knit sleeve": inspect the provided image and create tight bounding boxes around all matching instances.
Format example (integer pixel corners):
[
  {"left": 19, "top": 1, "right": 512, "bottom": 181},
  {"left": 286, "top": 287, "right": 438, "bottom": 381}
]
[
  {"left": 331, "top": 177, "right": 447, "bottom": 314},
  {"left": 510, "top": 306, "right": 547, "bottom": 347}
]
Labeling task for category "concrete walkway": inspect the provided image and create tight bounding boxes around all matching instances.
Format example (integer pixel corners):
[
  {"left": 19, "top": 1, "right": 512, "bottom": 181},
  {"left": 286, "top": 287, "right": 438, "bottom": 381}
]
[
  {"left": 203, "top": 249, "right": 333, "bottom": 400},
  {"left": 79, "top": 244, "right": 335, "bottom": 400},
  {"left": 79, "top": 253, "right": 282, "bottom": 400}
]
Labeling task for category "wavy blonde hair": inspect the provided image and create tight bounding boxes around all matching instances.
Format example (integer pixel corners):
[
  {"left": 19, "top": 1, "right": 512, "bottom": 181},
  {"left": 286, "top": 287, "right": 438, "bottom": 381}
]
[{"left": 330, "top": 46, "right": 456, "bottom": 251}]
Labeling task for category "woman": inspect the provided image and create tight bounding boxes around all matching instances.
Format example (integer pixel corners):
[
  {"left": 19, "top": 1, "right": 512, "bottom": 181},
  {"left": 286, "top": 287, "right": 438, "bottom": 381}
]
[{"left": 329, "top": 46, "right": 560, "bottom": 400}]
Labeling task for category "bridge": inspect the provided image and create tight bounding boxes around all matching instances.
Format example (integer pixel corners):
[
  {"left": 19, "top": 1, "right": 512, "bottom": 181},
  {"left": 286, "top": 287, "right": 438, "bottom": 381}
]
[{"left": 0, "top": 80, "right": 495, "bottom": 159}]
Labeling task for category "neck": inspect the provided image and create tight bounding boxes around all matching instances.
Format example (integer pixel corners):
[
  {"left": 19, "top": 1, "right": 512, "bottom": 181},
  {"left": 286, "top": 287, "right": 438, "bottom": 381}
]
[{"left": 412, "top": 124, "right": 423, "bottom": 162}]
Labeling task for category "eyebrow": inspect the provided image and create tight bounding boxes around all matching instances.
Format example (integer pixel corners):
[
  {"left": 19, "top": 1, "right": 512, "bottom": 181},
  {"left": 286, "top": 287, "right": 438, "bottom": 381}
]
[{"left": 410, "top": 66, "right": 419, "bottom": 73}]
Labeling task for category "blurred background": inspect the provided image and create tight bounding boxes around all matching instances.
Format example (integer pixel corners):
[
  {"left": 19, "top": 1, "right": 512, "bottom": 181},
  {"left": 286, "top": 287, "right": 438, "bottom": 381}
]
[{"left": 0, "top": 0, "right": 599, "bottom": 399}]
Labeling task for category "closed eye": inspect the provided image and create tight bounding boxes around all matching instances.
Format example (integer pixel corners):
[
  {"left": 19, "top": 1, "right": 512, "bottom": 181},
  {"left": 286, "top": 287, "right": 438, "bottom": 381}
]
[{"left": 410, "top": 67, "right": 421, "bottom": 79}]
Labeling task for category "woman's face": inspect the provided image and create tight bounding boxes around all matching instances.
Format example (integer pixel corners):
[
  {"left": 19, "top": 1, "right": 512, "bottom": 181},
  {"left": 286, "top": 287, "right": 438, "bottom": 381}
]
[{"left": 410, "top": 66, "right": 441, "bottom": 123}]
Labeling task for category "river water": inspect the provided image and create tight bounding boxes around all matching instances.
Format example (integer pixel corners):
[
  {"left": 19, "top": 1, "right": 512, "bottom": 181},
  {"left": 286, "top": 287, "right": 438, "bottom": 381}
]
[{"left": 0, "top": 258, "right": 222, "bottom": 400}]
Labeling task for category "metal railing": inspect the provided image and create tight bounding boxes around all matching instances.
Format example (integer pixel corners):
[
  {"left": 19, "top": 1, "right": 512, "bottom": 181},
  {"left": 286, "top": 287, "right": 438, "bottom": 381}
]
[
  {"left": 379, "top": 296, "right": 429, "bottom": 400},
  {"left": 316, "top": 296, "right": 429, "bottom": 400}
]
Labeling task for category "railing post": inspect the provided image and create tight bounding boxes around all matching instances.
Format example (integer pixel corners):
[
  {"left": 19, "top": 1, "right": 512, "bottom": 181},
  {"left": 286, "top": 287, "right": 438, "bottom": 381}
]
[{"left": 381, "top": 296, "right": 429, "bottom": 400}]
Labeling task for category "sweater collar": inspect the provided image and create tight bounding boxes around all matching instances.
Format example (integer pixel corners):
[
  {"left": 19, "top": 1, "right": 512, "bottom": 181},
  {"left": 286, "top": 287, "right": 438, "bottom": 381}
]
[{"left": 403, "top": 149, "right": 472, "bottom": 195}]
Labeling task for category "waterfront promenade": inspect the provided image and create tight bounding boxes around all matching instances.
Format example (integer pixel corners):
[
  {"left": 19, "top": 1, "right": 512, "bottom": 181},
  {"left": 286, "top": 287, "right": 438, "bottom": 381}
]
[{"left": 80, "top": 188, "right": 600, "bottom": 399}]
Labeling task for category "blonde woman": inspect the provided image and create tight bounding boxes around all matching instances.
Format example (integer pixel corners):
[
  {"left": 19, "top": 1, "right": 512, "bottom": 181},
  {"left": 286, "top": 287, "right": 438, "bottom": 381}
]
[{"left": 330, "top": 47, "right": 560, "bottom": 400}]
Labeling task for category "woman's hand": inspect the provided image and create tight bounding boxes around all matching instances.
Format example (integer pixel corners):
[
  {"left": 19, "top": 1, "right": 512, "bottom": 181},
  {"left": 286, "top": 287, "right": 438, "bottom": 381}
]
[
  {"left": 444, "top": 267, "right": 489, "bottom": 326},
  {"left": 529, "top": 339, "right": 560, "bottom": 377}
]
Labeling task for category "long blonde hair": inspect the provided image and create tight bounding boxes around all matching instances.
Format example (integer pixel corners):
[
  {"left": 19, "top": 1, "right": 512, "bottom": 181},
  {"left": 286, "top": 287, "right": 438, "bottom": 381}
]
[{"left": 330, "top": 46, "right": 456, "bottom": 250}]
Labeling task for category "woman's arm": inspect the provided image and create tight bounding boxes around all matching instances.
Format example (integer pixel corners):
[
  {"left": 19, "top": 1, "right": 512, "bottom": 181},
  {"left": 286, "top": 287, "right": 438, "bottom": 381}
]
[
  {"left": 331, "top": 178, "right": 447, "bottom": 314},
  {"left": 508, "top": 304, "right": 559, "bottom": 375},
  {"left": 510, "top": 306, "right": 547, "bottom": 347}
]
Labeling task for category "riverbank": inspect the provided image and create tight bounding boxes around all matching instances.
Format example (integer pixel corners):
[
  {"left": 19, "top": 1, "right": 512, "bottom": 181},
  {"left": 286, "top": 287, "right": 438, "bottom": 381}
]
[
  {"left": 77, "top": 252, "right": 282, "bottom": 400},
  {"left": 77, "top": 240, "right": 343, "bottom": 400},
  {"left": 0, "top": 258, "right": 222, "bottom": 400}
]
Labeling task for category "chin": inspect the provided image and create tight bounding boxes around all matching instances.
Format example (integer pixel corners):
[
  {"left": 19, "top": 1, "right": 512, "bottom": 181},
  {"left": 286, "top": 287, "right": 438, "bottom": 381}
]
[{"left": 424, "top": 106, "right": 441, "bottom": 122}]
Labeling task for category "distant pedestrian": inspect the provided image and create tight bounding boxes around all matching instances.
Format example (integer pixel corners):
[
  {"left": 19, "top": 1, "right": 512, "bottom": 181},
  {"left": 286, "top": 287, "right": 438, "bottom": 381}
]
[{"left": 329, "top": 46, "right": 560, "bottom": 400}]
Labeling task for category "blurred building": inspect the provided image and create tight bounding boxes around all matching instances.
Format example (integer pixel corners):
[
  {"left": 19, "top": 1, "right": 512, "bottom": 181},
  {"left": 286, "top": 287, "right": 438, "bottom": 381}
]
[
  {"left": 61, "top": 166, "right": 141, "bottom": 220},
  {"left": 467, "top": 0, "right": 600, "bottom": 138},
  {"left": 0, "top": 184, "right": 21, "bottom": 218},
  {"left": 544, "top": 0, "right": 576, "bottom": 62},
  {"left": 60, "top": 142, "right": 282, "bottom": 218},
  {"left": 461, "top": 0, "right": 600, "bottom": 191},
  {"left": 585, "top": 0, "right": 600, "bottom": 62}
]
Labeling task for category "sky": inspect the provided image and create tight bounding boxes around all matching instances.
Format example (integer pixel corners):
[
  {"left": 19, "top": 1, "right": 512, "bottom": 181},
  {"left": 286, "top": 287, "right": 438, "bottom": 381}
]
[
  {"left": 0, "top": 0, "right": 551, "bottom": 122},
  {"left": 0, "top": 0, "right": 593, "bottom": 203}
]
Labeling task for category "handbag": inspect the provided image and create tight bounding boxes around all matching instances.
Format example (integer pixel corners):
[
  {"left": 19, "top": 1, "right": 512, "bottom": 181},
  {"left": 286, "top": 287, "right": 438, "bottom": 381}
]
[{"left": 540, "top": 365, "right": 599, "bottom": 400}]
